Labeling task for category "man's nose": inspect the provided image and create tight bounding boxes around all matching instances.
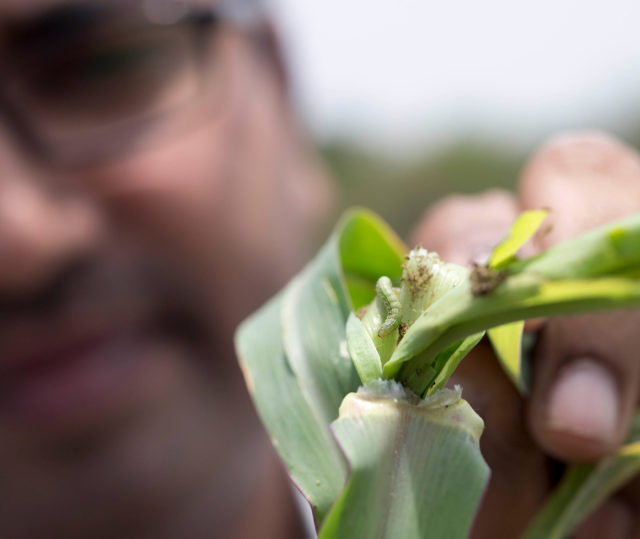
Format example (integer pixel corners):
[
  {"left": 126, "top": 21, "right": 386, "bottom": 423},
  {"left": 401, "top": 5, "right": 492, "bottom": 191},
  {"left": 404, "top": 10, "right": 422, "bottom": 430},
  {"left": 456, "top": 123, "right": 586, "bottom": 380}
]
[{"left": 0, "top": 134, "right": 104, "bottom": 293}]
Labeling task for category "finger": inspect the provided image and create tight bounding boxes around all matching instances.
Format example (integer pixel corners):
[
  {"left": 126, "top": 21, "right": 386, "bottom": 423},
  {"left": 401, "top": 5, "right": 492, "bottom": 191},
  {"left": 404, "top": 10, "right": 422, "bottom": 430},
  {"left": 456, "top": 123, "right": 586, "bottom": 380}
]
[
  {"left": 410, "top": 189, "right": 519, "bottom": 266},
  {"left": 575, "top": 471, "right": 640, "bottom": 539},
  {"left": 573, "top": 498, "right": 633, "bottom": 539},
  {"left": 449, "top": 343, "right": 550, "bottom": 539},
  {"left": 519, "top": 132, "right": 640, "bottom": 461},
  {"left": 614, "top": 473, "right": 640, "bottom": 539},
  {"left": 519, "top": 132, "right": 640, "bottom": 247}
]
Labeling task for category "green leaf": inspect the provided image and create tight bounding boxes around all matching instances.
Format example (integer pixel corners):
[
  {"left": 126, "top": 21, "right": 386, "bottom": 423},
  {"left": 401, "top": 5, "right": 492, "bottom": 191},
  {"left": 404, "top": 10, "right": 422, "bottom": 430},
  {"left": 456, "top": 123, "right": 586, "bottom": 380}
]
[
  {"left": 400, "top": 333, "right": 486, "bottom": 397},
  {"left": 280, "top": 243, "right": 360, "bottom": 445},
  {"left": 489, "top": 209, "right": 548, "bottom": 269},
  {"left": 489, "top": 210, "right": 549, "bottom": 269},
  {"left": 236, "top": 294, "right": 348, "bottom": 521},
  {"left": 346, "top": 313, "right": 383, "bottom": 384},
  {"left": 488, "top": 322, "right": 527, "bottom": 394},
  {"left": 486, "top": 207, "right": 534, "bottom": 392},
  {"left": 524, "top": 413, "right": 640, "bottom": 539},
  {"left": 385, "top": 276, "right": 640, "bottom": 394},
  {"left": 398, "top": 249, "right": 469, "bottom": 326},
  {"left": 428, "top": 332, "right": 486, "bottom": 395},
  {"left": 339, "top": 209, "right": 406, "bottom": 309},
  {"left": 235, "top": 209, "right": 406, "bottom": 522},
  {"left": 508, "top": 212, "right": 640, "bottom": 279},
  {"left": 319, "top": 388, "right": 489, "bottom": 539},
  {"left": 238, "top": 208, "right": 640, "bottom": 536}
]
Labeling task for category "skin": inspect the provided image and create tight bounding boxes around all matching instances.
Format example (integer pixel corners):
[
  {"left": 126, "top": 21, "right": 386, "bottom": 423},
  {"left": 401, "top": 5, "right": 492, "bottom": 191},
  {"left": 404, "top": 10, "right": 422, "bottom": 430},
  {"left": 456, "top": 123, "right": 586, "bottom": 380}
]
[
  {"left": 0, "top": 2, "right": 332, "bottom": 538},
  {"left": 413, "top": 132, "right": 640, "bottom": 538}
]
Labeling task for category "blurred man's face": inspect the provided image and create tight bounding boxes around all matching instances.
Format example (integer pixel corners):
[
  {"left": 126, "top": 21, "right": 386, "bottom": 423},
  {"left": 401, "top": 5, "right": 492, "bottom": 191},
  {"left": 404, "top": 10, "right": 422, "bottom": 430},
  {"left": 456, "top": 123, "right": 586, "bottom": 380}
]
[{"left": 0, "top": 1, "right": 320, "bottom": 537}]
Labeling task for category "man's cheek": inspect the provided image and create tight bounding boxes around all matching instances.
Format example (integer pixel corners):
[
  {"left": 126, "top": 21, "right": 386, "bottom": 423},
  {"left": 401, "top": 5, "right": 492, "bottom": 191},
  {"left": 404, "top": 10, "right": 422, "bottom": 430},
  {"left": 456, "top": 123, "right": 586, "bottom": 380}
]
[
  {"left": 78, "top": 133, "right": 237, "bottom": 261},
  {"left": 86, "top": 119, "right": 231, "bottom": 203}
]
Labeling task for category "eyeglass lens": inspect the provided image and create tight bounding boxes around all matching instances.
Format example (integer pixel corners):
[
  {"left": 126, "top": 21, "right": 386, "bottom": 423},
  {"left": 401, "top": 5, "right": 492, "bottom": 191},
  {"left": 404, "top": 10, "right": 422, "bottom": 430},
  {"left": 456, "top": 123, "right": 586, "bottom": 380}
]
[{"left": 1, "top": 2, "right": 218, "bottom": 162}]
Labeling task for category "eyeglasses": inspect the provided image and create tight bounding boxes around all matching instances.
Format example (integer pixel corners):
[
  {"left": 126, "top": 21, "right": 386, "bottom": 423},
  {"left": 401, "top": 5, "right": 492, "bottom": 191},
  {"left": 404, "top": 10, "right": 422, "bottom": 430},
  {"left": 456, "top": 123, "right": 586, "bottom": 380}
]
[{"left": 0, "top": 0, "right": 262, "bottom": 166}]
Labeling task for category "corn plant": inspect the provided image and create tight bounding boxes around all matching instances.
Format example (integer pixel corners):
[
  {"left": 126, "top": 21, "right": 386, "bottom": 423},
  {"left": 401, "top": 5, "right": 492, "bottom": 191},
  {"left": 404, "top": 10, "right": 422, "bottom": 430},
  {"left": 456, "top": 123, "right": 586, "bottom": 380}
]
[{"left": 235, "top": 208, "right": 640, "bottom": 538}]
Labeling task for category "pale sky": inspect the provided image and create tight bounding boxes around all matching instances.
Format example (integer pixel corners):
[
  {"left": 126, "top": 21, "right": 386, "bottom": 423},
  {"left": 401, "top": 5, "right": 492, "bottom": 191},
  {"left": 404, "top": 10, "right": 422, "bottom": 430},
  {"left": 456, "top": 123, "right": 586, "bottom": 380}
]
[{"left": 269, "top": 0, "right": 640, "bottom": 153}]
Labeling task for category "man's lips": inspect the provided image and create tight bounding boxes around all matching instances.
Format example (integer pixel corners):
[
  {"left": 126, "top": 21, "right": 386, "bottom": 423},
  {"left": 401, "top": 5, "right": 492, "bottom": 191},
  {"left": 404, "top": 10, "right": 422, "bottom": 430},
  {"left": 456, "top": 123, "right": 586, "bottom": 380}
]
[
  {"left": 0, "top": 318, "right": 113, "bottom": 372},
  {"left": 0, "top": 317, "right": 161, "bottom": 432}
]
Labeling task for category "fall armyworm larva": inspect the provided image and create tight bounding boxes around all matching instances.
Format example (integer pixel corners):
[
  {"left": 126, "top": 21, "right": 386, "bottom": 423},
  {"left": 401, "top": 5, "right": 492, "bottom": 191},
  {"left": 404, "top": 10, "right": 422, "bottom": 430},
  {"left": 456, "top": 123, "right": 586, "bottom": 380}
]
[{"left": 376, "top": 276, "right": 401, "bottom": 338}]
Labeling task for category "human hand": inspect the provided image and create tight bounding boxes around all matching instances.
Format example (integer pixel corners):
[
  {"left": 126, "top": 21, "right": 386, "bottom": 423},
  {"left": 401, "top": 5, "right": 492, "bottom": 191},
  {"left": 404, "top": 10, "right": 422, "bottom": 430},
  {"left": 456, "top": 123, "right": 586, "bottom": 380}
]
[{"left": 412, "top": 133, "right": 640, "bottom": 538}]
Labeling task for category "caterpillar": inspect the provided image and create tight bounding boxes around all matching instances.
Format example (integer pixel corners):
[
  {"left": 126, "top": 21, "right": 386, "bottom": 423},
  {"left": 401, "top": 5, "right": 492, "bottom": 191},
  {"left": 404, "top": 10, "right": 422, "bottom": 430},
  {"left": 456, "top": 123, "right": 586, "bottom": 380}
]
[{"left": 375, "top": 276, "right": 401, "bottom": 338}]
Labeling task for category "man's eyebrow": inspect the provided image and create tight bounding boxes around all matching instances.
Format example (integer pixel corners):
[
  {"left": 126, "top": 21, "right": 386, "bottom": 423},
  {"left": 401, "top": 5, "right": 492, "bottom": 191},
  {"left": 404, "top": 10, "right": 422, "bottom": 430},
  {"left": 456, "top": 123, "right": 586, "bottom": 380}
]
[
  {"left": 3, "top": 2, "right": 111, "bottom": 56},
  {"left": 0, "top": 0, "right": 83, "bottom": 22}
]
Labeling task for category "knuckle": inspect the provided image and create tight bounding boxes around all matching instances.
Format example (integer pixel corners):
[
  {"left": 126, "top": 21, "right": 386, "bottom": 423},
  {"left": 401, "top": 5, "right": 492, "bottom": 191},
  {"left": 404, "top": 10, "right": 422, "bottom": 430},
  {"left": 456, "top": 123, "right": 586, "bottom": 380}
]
[{"left": 519, "top": 131, "right": 640, "bottom": 245}]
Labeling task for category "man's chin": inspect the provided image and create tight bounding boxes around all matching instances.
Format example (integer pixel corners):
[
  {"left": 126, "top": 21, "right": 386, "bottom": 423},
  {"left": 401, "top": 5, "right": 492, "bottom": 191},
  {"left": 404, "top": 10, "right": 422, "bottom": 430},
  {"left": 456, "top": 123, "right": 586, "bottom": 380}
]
[{"left": 0, "top": 338, "right": 234, "bottom": 539}]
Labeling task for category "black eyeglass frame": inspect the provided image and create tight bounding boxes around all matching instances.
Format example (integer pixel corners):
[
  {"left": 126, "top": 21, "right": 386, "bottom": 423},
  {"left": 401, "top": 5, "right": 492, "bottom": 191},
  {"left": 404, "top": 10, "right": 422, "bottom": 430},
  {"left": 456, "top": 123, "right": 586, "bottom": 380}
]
[{"left": 0, "top": 0, "right": 265, "bottom": 167}]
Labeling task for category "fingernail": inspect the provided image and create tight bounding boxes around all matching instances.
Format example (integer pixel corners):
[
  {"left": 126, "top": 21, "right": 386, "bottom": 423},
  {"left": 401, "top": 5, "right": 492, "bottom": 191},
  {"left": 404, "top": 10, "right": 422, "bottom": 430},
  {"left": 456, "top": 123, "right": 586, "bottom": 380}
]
[{"left": 546, "top": 358, "right": 619, "bottom": 443}]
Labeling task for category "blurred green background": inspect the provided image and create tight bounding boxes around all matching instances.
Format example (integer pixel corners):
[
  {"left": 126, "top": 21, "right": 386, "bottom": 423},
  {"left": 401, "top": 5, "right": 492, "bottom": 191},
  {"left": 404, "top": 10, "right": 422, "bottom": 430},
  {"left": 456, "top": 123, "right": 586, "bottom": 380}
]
[{"left": 320, "top": 124, "right": 640, "bottom": 241}]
